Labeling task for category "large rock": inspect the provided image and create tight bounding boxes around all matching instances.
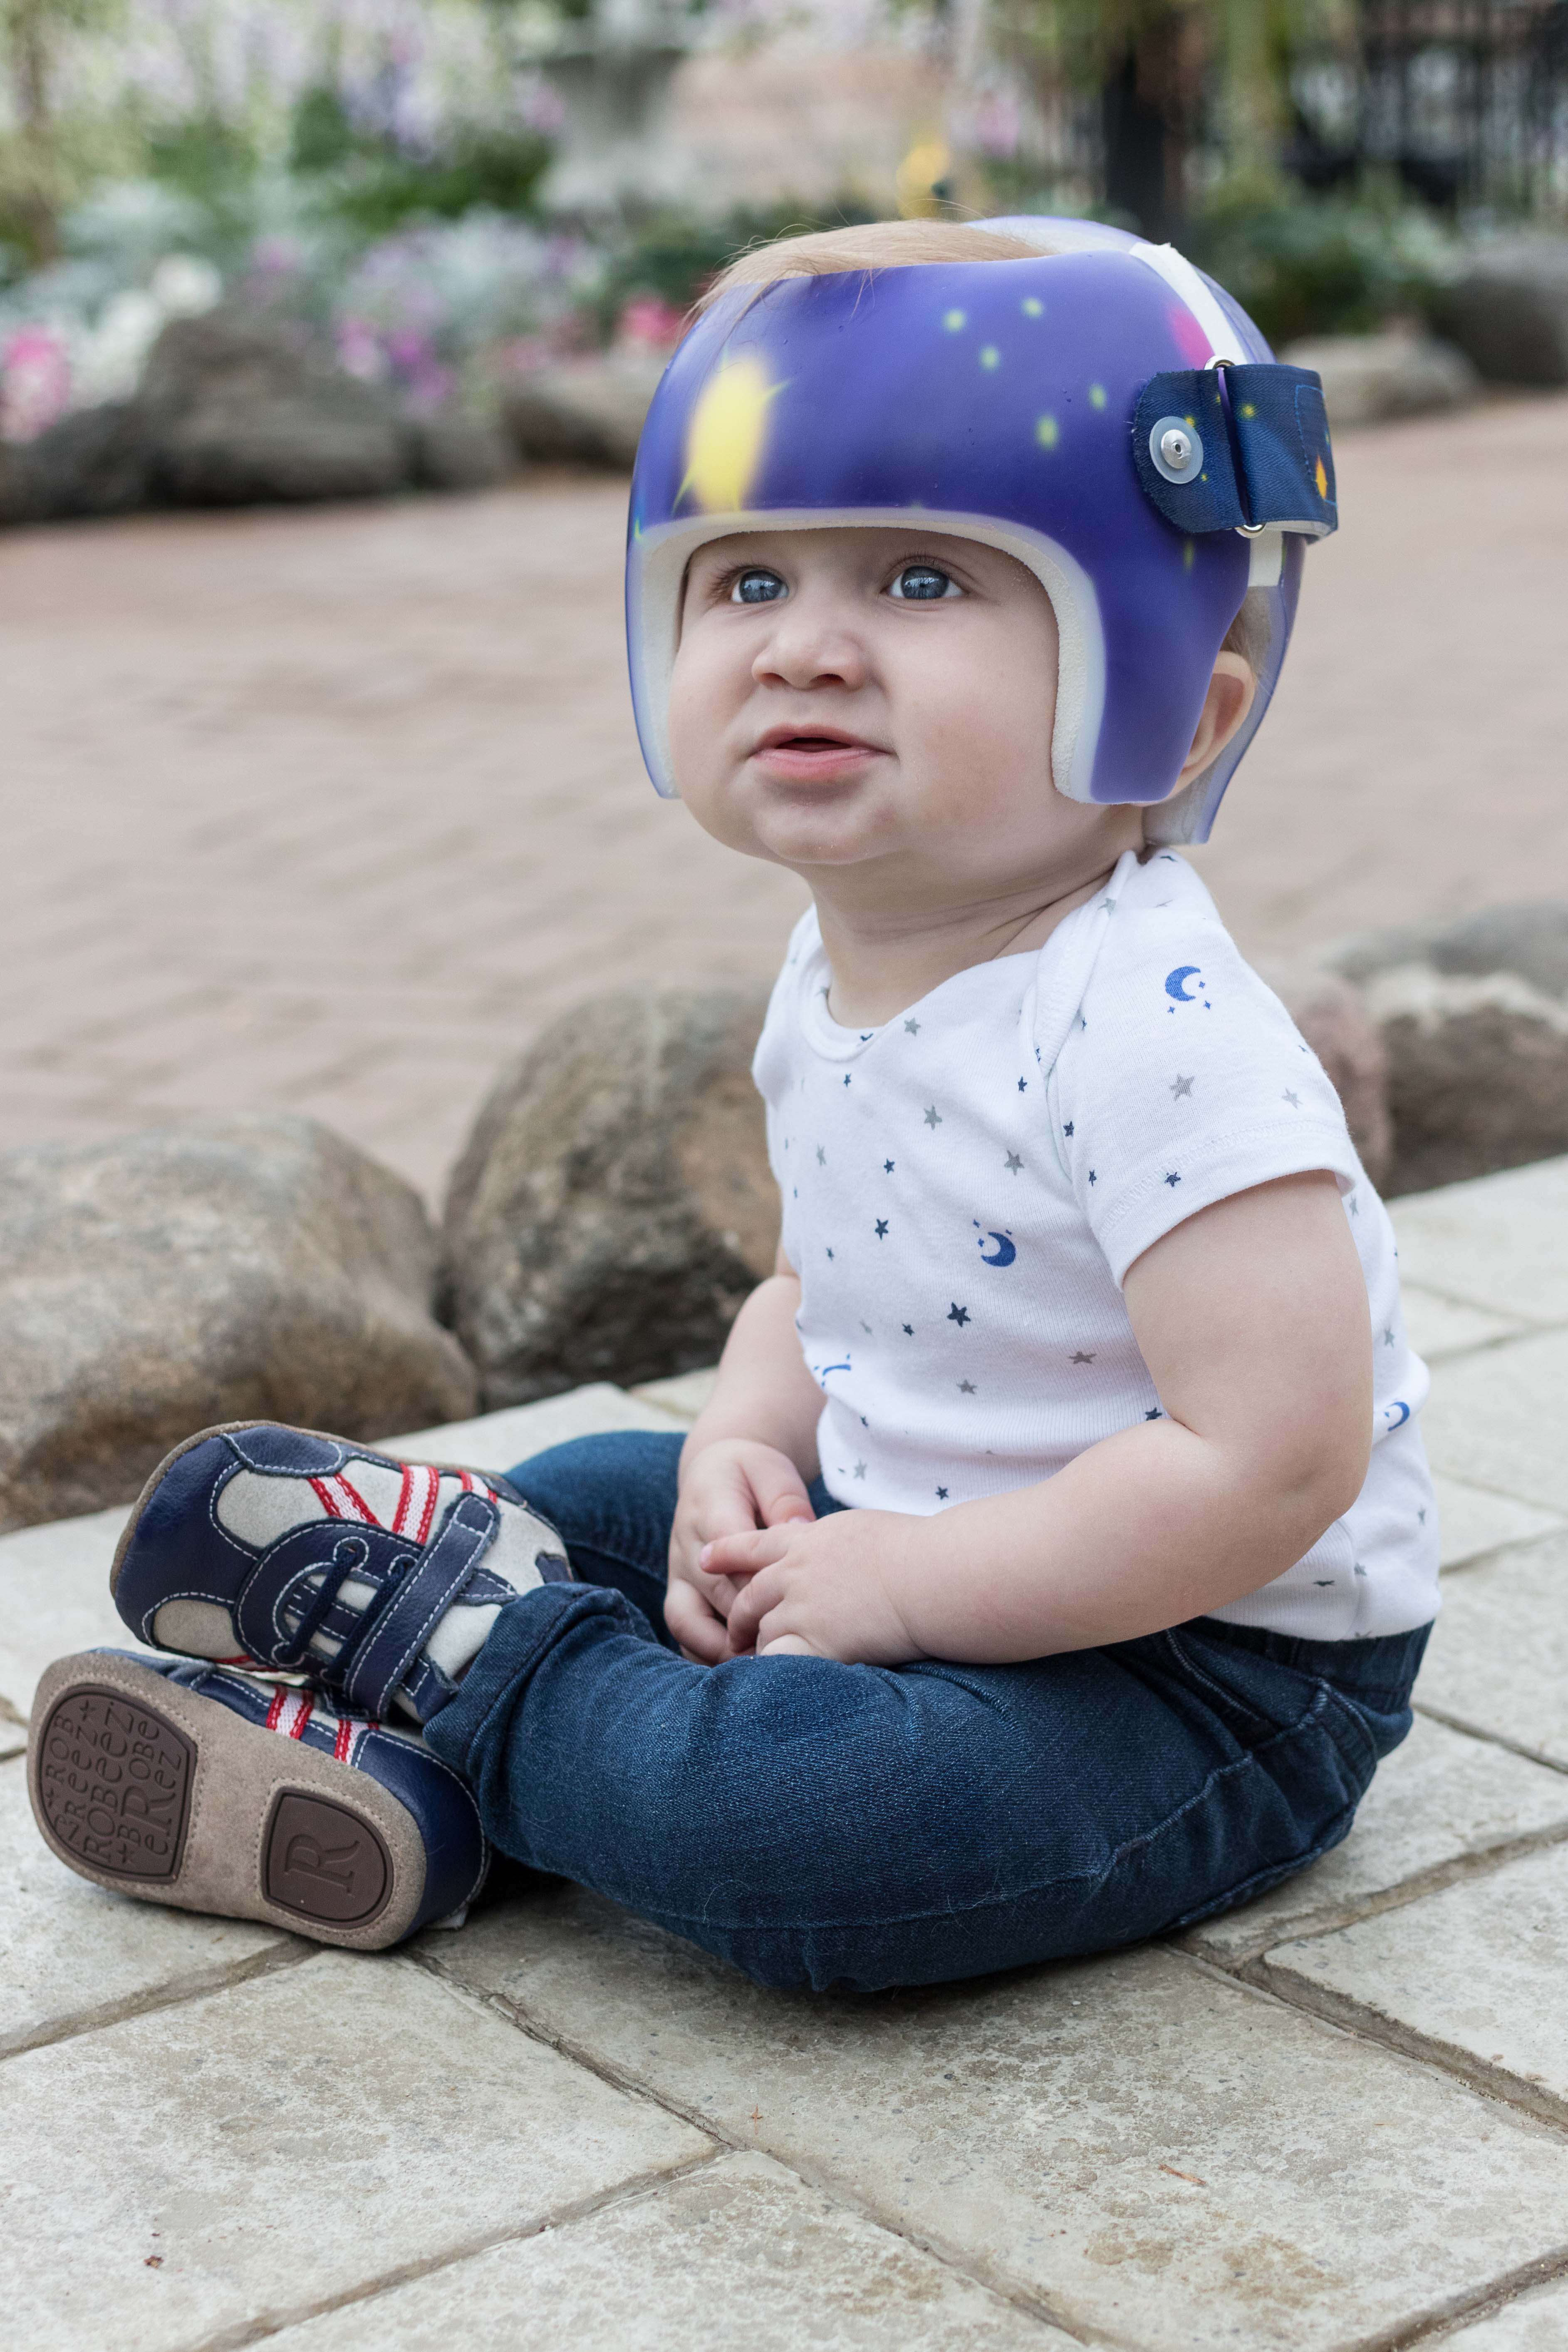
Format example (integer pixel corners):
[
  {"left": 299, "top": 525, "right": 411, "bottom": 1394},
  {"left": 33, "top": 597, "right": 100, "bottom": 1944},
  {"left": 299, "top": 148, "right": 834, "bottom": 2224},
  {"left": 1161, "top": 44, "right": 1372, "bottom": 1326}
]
[
  {"left": 1335, "top": 905, "right": 1568, "bottom": 1195},
  {"left": 503, "top": 350, "right": 663, "bottom": 470},
  {"left": 406, "top": 408, "right": 514, "bottom": 493},
  {"left": 1280, "top": 330, "right": 1479, "bottom": 430},
  {"left": 1255, "top": 960, "right": 1393, "bottom": 1191},
  {"left": 0, "top": 1115, "right": 477, "bottom": 1533},
  {"left": 134, "top": 308, "right": 410, "bottom": 506},
  {"left": 444, "top": 988, "right": 777, "bottom": 1404},
  {"left": 1436, "top": 236, "right": 1568, "bottom": 384},
  {"left": 0, "top": 401, "right": 152, "bottom": 525}
]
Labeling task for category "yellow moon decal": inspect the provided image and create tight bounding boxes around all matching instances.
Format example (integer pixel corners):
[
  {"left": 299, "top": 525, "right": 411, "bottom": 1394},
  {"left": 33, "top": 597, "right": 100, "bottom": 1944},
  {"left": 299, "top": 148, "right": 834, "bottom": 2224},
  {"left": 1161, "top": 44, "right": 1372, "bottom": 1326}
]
[{"left": 681, "top": 357, "right": 782, "bottom": 512}]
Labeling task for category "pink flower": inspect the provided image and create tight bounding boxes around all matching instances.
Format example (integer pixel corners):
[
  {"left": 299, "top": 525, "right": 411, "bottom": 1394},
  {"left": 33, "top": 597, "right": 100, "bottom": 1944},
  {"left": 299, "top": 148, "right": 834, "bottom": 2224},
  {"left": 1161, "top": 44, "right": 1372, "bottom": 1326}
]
[
  {"left": 617, "top": 295, "right": 685, "bottom": 352},
  {"left": 0, "top": 326, "right": 72, "bottom": 444}
]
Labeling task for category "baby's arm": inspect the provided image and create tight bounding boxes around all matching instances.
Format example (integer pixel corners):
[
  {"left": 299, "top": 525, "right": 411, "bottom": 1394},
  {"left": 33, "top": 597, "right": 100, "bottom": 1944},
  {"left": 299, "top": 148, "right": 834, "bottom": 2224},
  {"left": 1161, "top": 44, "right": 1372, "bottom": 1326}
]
[
  {"left": 714, "top": 1172, "right": 1373, "bottom": 1664},
  {"left": 665, "top": 1245, "right": 827, "bottom": 1661}
]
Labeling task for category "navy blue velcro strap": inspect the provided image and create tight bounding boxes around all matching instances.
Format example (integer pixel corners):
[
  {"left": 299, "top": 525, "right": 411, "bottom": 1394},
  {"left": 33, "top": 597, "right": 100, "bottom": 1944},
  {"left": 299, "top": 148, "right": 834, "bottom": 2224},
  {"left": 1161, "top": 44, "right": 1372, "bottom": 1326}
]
[
  {"left": 1132, "top": 363, "right": 1337, "bottom": 539},
  {"left": 340, "top": 1491, "right": 500, "bottom": 1719}
]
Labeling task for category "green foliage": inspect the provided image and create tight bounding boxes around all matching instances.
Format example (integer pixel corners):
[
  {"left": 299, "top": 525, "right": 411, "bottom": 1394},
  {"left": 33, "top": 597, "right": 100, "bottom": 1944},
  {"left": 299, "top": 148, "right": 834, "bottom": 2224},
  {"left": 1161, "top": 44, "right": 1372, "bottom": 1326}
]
[{"left": 1184, "top": 178, "right": 1458, "bottom": 344}]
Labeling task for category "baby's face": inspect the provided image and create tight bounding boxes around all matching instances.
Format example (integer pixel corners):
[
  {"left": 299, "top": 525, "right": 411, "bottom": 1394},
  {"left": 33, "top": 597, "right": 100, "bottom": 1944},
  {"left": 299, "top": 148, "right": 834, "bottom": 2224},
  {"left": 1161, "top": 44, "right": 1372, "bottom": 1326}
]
[{"left": 668, "top": 526, "right": 1139, "bottom": 892}]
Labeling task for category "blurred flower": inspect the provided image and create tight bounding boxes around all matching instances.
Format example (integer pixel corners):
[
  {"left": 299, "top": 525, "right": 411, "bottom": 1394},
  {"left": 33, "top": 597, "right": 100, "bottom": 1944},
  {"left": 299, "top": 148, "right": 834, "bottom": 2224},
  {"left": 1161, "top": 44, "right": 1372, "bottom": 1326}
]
[
  {"left": 150, "top": 254, "right": 223, "bottom": 317},
  {"left": 0, "top": 327, "right": 72, "bottom": 444},
  {"left": 72, "top": 289, "right": 164, "bottom": 404},
  {"left": 617, "top": 294, "right": 686, "bottom": 351}
]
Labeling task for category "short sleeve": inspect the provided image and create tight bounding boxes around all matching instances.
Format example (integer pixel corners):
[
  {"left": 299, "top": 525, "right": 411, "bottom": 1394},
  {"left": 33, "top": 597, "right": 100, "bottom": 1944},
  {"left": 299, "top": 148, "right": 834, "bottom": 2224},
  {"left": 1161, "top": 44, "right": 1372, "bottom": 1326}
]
[{"left": 1046, "top": 858, "right": 1360, "bottom": 1286}]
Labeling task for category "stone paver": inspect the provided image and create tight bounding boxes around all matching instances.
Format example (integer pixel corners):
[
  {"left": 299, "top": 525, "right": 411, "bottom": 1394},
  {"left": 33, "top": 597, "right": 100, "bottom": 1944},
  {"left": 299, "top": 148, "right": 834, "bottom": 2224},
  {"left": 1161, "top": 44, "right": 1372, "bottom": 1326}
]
[
  {"left": 1420, "top": 1328, "right": 1568, "bottom": 1515},
  {"left": 1444, "top": 2276, "right": 1568, "bottom": 2349},
  {"left": 263, "top": 2149, "right": 1068, "bottom": 2352},
  {"left": 1400, "top": 1282, "right": 1528, "bottom": 1363},
  {"left": 1262, "top": 1840, "right": 1568, "bottom": 2127},
  {"left": 1432, "top": 1473, "right": 1565, "bottom": 1571},
  {"left": 0, "top": 1753, "right": 290, "bottom": 2058},
  {"left": 1391, "top": 1157, "right": 1568, "bottom": 1328},
  {"left": 1414, "top": 1532, "right": 1568, "bottom": 1769},
  {"left": 434, "top": 1893, "right": 1568, "bottom": 2352},
  {"left": 1183, "top": 1712, "right": 1568, "bottom": 1965},
  {"left": 0, "top": 1949, "right": 711, "bottom": 2352},
  {"left": 5, "top": 398, "right": 1566, "bottom": 1202}
]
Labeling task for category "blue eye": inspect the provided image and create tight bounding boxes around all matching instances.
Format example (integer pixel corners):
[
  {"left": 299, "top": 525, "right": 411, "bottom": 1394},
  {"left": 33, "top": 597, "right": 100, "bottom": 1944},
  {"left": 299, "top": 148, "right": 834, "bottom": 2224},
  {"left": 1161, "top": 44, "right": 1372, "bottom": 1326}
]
[
  {"left": 732, "top": 569, "right": 785, "bottom": 604},
  {"left": 889, "top": 564, "right": 956, "bottom": 602}
]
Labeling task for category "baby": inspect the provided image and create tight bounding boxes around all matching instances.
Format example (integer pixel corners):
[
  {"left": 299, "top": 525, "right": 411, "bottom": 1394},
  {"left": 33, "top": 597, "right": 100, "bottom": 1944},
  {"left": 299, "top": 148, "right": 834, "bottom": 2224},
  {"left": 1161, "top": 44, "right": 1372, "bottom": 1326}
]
[{"left": 32, "top": 218, "right": 1438, "bottom": 1991}]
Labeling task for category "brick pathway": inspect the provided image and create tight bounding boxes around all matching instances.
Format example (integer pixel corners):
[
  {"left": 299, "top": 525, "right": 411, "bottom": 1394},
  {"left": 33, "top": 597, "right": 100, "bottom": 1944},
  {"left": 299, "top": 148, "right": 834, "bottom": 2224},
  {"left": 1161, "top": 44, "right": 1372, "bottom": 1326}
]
[{"left": 2, "top": 395, "right": 1564, "bottom": 1202}]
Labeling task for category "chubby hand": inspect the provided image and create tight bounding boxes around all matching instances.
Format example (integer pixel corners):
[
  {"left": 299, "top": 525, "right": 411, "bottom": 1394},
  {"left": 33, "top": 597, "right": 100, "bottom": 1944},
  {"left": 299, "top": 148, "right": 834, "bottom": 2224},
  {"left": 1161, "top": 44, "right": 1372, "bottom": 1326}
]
[
  {"left": 703, "top": 1509, "right": 926, "bottom": 1665},
  {"left": 667, "top": 1439, "right": 815, "bottom": 1663}
]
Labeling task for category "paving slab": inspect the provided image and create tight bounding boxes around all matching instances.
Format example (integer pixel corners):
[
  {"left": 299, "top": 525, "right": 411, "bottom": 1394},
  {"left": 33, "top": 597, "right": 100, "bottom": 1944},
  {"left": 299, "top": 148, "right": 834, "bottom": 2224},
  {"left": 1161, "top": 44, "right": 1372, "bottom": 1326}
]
[
  {"left": 384, "top": 1383, "right": 686, "bottom": 1471},
  {"left": 435, "top": 1889, "right": 1568, "bottom": 2352},
  {"left": 1183, "top": 1713, "right": 1568, "bottom": 1965},
  {"left": 1420, "top": 1328, "right": 1568, "bottom": 1514},
  {"left": 1417, "top": 1533, "right": 1568, "bottom": 1768},
  {"left": 1261, "top": 1840, "right": 1568, "bottom": 2128},
  {"left": 0, "top": 1753, "right": 291, "bottom": 2057},
  {"left": 629, "top": 1368, "right": 721, "bottom": 1423},
  {"left": 263, "top": 2148, "right": 1068, "bottom": 2352},
  {"left": 0, "top": 1501, "right": 144, "bottom": 1723},
  {"left": 1433, "top": 1473, "right": 1564, "bottom": 1571},
  {"left": 1443, "top": 2274, "right": 1568, "bottom": 2349},
  {"left": 1400, "top": 1282, "right": 1527, "bottom": 1363},
  {"left": 0, "top": 1948, "right": 711, "bottom": 2352},
  {"left": 1390, "top": 1157, "right": 1568, "bottom": 1327}
]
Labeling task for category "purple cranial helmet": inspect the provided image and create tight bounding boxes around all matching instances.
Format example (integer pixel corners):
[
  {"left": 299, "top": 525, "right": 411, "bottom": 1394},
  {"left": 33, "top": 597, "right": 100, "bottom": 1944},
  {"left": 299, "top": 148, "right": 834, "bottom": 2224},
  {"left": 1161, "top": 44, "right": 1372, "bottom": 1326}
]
[{"left": 625, "top": 216, "right": 1337, "bottom": 844}]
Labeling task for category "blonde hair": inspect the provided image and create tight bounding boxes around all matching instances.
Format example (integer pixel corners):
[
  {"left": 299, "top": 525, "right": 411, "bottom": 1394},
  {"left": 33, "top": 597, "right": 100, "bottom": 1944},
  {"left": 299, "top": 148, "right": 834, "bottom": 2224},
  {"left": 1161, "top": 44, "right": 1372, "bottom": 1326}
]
[{"left": 697, "top": 215, "right": 1261, "bottom": 691}]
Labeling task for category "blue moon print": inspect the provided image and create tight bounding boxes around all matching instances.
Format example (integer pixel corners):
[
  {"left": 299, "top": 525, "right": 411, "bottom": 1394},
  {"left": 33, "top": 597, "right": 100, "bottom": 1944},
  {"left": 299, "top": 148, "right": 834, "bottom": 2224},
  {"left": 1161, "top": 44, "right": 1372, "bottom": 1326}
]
[
  {"left": 1165, "top": 965, "right": 1203, "bottom": 1002},
  {"left": 977, "top": 1231, "right": 1017, "bottom": 1267},
  {"left": 1383, "top": 1399, "right": 1411, "bottom": 1431}
]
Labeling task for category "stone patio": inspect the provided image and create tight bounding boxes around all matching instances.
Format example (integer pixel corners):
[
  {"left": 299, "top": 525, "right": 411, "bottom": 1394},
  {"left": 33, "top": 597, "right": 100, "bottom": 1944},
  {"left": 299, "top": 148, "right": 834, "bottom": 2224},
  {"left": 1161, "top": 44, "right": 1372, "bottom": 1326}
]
[{"left": 5, "top": 1157, "right": 1568, "bottom": 2350}]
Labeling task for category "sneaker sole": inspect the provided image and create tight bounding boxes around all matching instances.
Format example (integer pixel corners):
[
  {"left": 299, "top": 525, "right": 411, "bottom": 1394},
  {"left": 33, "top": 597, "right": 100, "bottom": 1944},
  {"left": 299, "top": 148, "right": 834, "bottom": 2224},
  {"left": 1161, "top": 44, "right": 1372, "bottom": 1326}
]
[{"left": 28, "top": 1653, "right": 431, "bottom": 1951}]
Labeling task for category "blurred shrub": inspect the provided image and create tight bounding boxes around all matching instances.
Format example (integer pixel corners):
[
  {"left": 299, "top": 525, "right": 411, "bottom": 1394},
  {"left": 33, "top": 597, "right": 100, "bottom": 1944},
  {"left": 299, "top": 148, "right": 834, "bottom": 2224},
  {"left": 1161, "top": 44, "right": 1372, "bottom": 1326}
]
[{"left": 1184, "top": 179, "right": 1459, "bottom": 346}]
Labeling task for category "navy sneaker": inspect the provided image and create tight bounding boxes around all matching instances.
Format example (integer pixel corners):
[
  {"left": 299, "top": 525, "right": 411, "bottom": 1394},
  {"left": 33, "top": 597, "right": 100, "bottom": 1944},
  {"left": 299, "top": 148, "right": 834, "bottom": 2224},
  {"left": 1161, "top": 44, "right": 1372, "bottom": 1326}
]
[
  {"left": 111, "top": 1421, "right": 574, "bottom": 1726},
  {"left": 30, "top": 1650, "right": 488, "bottom": 1949}
]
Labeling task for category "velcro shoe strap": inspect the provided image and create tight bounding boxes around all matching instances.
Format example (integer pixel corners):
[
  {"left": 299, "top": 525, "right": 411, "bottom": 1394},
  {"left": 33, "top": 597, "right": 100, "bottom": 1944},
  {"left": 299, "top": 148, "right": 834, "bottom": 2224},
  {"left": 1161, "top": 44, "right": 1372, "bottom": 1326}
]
[{"left": 340, "top": 1493, "right": 501, "bottom": 1720}]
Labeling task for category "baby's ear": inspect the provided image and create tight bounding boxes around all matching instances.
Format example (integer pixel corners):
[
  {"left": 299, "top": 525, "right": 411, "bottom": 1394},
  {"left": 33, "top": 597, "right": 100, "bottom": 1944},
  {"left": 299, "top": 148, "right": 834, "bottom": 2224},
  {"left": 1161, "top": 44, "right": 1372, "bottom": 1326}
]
[{"left": 1177, "top": 653, "right": 1256, "bottom": 788}]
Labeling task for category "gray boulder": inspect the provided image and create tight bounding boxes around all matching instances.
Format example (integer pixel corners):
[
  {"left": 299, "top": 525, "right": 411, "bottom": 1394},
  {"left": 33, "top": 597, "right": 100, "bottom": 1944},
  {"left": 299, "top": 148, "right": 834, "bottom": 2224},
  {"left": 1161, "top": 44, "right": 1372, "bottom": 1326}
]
[
  {"left": 503, "top": 350, "right": 663, "bottom": 470},
  {"left": 0, "top": 1115, "right": 477, "bottom": 1534},
  {"left": 0, "top": 401, "right": 152, "bottom": 525},
  {"left": 135, "top": 308, "right": 410, "bottom": 505},
  {"left": 1255, "top": 961, "right": 1393, "bottom": 1191},
  {"left": 1335, "top": 905, "right": 1568, "bottom": 1195},
  {"left": 1280, "top": 330, "right": 1479, "bottom": 430},
  {"left": 1436, "top": 237, "right": 1568, "bottom": 384},
  {"left": 444, "top": 987, "right": 778, "bottom": 1404},
  {"left": 407, "top": 409, "right": 514, "bottom": 493}
]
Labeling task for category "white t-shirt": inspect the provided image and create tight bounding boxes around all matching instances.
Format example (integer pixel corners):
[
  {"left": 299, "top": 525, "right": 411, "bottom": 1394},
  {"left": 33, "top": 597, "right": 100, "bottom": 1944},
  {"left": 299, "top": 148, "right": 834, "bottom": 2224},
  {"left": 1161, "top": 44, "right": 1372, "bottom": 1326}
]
[{"left": 752, "top": 847, "right": 1439, "bottom": 1642}]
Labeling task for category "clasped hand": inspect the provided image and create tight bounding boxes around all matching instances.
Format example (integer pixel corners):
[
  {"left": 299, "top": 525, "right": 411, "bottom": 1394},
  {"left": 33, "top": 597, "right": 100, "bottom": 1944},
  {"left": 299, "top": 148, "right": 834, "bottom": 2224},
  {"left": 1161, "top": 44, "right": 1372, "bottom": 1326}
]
[{"left": 667, "top": 1437, "right": 923, "bottom": 1666}]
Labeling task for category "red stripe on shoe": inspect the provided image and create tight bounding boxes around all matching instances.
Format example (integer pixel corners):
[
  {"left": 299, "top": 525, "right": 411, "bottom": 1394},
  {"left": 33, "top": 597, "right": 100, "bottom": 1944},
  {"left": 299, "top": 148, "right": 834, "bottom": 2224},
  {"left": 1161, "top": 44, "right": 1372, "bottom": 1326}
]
[
  {"left": 287, "top": 1693, "right": 314, "bottom": 1740},
  {"left": 411, "top": 1463, "right": 438, "bottom": 1546},
  {"left": 310, "top": 1475, "right": 343, "bottom": 1519},
  {"left": 332, "top": 1472, "right": 378, "bottom": 1526},
  {"left": 333, "top": 1716, "right": 354, "bottom": 1764},
  {"left": 265, "top": 1686, "right": 288, "bottom": 1731},
  {"left": 392, "top": 1465, "right": 416, "bottom": 1538}
]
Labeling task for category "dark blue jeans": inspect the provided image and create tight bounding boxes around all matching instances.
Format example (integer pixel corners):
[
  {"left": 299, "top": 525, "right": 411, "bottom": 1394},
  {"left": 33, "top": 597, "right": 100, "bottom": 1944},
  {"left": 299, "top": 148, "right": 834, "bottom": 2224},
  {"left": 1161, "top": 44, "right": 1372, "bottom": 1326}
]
[{"left": 424, "top": 1431, "right": 1429, "bottom": 1993}]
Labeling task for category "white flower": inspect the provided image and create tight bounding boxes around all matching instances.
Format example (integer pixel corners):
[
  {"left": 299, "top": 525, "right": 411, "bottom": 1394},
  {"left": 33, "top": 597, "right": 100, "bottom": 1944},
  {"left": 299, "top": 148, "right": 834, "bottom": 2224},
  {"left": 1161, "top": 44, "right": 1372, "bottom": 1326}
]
[{"left": 150, "top": 254, "right": 222, "bottom": 318}]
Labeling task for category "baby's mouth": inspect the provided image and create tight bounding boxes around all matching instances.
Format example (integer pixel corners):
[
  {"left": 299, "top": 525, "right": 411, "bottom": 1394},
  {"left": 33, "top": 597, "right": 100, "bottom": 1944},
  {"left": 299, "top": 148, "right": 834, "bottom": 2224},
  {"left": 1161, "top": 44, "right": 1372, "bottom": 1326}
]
[{"left": 752, "top": 728, "right": 885, "bottom": 781}]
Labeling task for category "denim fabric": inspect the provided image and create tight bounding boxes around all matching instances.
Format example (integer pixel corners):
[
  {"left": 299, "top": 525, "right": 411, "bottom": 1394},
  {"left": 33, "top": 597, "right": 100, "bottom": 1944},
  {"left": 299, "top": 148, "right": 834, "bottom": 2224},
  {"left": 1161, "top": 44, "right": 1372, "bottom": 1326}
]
[{"left": 426, "top": 1430, "right": 1430, "bottom": 1993}]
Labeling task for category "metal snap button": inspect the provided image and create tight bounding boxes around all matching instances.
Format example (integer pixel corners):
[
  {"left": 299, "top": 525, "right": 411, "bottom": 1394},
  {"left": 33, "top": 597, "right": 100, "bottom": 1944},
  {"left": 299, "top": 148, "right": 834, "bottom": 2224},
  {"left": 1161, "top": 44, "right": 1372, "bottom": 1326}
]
[{"left": 1149, "top": 416, "right": 1203, "bottom": 484}]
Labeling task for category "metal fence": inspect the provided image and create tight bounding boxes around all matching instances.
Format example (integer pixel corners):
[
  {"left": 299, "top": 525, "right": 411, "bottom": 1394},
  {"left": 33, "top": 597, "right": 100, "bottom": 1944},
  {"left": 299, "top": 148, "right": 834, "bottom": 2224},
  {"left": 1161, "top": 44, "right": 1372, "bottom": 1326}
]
[{"left": 1292, "top": 1, "right": 1568, "bottom": 212}]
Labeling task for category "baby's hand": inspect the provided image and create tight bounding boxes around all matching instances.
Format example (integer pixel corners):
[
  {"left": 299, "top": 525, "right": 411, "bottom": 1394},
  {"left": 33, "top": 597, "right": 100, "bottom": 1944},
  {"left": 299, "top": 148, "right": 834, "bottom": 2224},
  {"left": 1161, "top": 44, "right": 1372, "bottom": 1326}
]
[
  {"left": 704, "top": 1511, "right": 924, "bottom": 1666},
  {"left": 668, "top": 1440, "right": 815, "bottom": 1663}
]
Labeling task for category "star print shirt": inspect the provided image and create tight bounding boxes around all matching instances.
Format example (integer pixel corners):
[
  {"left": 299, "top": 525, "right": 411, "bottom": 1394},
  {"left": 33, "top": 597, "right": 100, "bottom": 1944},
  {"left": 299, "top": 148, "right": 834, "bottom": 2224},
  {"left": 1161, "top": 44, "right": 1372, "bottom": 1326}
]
[{"left": 752, "top": 845, "right": 1439, "bottom": 1641}]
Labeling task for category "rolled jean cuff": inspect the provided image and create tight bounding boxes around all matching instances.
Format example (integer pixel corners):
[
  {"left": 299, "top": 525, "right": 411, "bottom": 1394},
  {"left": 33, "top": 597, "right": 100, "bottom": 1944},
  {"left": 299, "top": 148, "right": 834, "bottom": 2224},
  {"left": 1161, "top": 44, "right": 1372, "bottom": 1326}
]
[{"left": 424, "top": 1581, "right": 652, "bottom": 1783}]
